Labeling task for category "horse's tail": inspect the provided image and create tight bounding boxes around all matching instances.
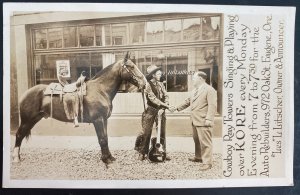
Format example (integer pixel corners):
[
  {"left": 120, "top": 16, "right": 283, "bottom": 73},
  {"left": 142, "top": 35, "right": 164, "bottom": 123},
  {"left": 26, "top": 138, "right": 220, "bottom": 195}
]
[{"left": 18, "top": 84, "right": 46, "bottom": 139}]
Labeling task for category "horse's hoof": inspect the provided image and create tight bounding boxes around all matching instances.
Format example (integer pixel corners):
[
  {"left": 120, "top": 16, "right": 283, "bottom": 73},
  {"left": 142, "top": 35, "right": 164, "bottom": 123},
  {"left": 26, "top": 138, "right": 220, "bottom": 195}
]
[
  {"left": 12, "top": 156, "right": 21, "bottom": 163},
  {"left": 102, "top": 158, "right": 113, "bottom": 164},
  {"left": 109, "top": 155, "right": 116, "bottom": 161}
]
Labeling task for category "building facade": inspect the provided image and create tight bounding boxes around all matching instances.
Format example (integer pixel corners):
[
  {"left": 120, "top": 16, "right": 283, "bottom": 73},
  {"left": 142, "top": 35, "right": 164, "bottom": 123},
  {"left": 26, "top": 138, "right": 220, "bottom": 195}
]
[{"left": 10, "top": 12, "right": 223, "bottom": 136}]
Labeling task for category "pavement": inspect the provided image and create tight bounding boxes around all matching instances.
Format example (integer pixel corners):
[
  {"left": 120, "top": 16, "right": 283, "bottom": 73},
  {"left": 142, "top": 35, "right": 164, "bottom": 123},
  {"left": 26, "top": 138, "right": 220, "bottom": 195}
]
[
  {"left": 11, "top": 116, "right": 222, "bottom": 137},
  {"left": 10, "top": 135, "right": 222, "bottom": 153}
]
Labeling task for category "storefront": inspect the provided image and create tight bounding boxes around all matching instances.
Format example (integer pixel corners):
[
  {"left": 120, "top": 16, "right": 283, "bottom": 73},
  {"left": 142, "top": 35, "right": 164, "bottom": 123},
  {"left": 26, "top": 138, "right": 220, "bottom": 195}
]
[{"left": 11, "top": 12, "right": 223, "bottom": 135}]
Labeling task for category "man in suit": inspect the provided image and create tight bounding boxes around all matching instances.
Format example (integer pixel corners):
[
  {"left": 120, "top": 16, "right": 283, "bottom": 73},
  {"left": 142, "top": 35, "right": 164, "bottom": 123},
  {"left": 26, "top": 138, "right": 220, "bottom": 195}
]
[
  {"left": 170, "top": 71, "right": 217, "bottom": 170},
  {"left": 134, "top": 65, "right": 171, "bottom": 161}
]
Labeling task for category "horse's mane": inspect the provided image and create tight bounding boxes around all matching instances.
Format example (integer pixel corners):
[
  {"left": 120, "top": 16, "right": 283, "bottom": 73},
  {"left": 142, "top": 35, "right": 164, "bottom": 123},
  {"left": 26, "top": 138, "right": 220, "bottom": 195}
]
[{"left": 91, "top": 60, "right": 121, "bottom": 80}]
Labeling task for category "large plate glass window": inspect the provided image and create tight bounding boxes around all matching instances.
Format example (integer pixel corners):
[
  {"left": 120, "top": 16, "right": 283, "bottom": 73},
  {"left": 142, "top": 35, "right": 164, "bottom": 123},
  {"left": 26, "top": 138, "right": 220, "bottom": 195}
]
[
  {"left": 91, "top": 53, "right": 103, "bottom": 77},
  {"left": 164, "top": 49, "right": 188, "bottom": 92}
]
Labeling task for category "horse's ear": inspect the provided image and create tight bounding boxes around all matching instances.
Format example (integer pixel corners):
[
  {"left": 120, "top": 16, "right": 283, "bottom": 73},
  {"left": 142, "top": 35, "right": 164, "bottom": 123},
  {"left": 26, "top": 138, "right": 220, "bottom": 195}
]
[{"left": 124, "top": 51, "right": 130, "bottom": 61}]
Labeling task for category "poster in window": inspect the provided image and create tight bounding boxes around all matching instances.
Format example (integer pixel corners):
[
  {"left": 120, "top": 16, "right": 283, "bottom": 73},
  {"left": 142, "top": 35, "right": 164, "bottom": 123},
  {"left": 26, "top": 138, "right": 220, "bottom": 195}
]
[{"left": 56, "top": 60, "right": 71, "bottom": 78}]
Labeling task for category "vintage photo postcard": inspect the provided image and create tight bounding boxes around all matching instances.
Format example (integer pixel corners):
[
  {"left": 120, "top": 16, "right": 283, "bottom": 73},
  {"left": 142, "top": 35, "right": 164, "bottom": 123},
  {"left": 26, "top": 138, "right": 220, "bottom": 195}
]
[{"left": 2, "top": 3, "right": 295, "bottom": 188}]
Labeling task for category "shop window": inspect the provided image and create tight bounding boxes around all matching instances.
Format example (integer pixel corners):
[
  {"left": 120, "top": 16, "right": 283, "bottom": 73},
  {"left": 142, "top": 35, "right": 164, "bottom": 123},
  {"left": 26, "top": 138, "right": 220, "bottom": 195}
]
[
  {"left": 73, "top": 53, "right": 90, "bottom": 79},
  {"left": 146, "top": 21, "right": 163, "bottom": 44},
  {"left": 112, "top": 24, "right": 128, "bottom": 45},
  {"left": 64, "top": 27, "right": 78, "bottom": 48},
  {"left": 202, "top": 16, "right": 220, "bottom": 40},
  {"left": 129, "top": 22, "right": 145, "bottom": 44},
  {"left": 165, "top": 50, "right": 188, "bottom": 92},
  {"left": 34, "top": 29, "right": 47, "bottom": 49},
  {"left": 164, "top": 19, "right": 181, "bottom": 43},
  {"left": 91, "top": 53, "right": 103, "bottom": 77},
  {"left": 195, "top": 47, "right": 219, "bottom": 90},
  {"left": 48, "top": 28, "right": 63, "bottom": 48},
  {"left": 95, "top": 25, "right": 103, "bottom": 46},
  {"left": 35, "top": 53, "right": 94, "bottom": 85},
  {"left": 35, "top": 54, "right": 60, "bottom": 84},
  {"left": 183, "top": 18, "right": 201, "bottom": 42},
  {"left": 79, "top": 25, "right": 94, "bottom": 47}
]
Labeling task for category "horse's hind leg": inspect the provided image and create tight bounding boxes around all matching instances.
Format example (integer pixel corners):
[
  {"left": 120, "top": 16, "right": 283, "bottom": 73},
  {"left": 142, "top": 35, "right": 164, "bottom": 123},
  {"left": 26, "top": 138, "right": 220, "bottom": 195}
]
[{"left": 12, "top": 115, "right": 43, "bottom": 163}]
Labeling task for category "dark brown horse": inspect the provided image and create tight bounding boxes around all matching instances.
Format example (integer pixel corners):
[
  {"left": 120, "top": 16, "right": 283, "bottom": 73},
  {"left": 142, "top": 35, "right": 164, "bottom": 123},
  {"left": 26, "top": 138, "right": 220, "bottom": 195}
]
[{"left": 12, "top": 53, "right": 146, "bottom": 164}]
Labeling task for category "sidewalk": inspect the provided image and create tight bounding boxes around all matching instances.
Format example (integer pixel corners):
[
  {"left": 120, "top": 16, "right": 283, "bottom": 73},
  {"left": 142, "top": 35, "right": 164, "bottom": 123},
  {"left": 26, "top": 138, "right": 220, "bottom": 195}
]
[{"left": 10, "top": 135, "right": 222, "bottom": 153}]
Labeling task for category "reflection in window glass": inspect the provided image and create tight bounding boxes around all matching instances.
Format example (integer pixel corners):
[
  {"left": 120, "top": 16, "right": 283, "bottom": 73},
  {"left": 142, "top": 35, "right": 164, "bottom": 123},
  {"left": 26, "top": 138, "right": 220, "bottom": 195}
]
[
  {"left": 146, "top": 21, "right": 163, "bottom": 44},
  {"left": 183, "top": 18, "right": 200, "bottom": 41},
  {"left": 138, "top": 50, "right": 162, "bottom": 76},
  {"left": 112, "top": 24, "right": 128, "bottom": 45},
  {"left": 165, "top": 50, "right": 188, "bottom": 92},
  {"left": 104, "top": 25, "right": 111, "bottom": 46},
  {"left": 79, "top": 26, "right": 94, "bottom": 47},
  {"left": 95, "top": 25, "right": 103, "bottom": 46},
  {"left": 35, "top": 53, "right": 92, "bottom": 85},
  {"left": 195, "top": 47, "right": 216, "bottom": 65},
  {"left": 48, "top": 28, "right": 62, "bottom": 48},
  {"left": 195, "top": 46, "right": 219, "bottom": 90},
  {"left": 64, "top": 27, "right": 78, "bottom": 48},
  {"left": 202, "top": 16, "right": 220, "bottom": 40},
  {"left": 137, "top": 49, "right": 188, "bottom": 92},
  {"left": 34, "top": 29, "right": 47, "bottom": 49},
  {"left": 164, "top": 20, "right": 181, "bottom": 43},
  {"left": 129, "top": 22, "right": 145, "bottom": 44}
]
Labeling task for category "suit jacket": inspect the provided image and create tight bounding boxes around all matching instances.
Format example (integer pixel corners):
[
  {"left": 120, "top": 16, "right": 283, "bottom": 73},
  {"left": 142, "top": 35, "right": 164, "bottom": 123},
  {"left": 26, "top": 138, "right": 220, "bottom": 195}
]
[{"left": 177, "top": 83, "right": 217, "bottom": 126}]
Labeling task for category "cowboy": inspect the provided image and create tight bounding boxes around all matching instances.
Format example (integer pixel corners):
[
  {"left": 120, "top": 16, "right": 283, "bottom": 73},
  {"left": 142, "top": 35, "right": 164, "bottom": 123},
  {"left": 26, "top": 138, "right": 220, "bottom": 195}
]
[
  {"left": 170, "top": 71, "right": 217, "bottom": 171},
  {"left": 134, "top": 65, "right": 171, "bottom": 161}
]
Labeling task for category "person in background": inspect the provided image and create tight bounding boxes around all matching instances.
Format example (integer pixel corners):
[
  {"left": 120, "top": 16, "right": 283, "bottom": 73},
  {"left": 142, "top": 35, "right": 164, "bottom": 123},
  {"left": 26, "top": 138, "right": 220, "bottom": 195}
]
[
  {"left": 134, "top": 65, "right": 171, "bottom": 161},
  {"left": 170, "top": 71, "right": 217, "bottom": 170}
]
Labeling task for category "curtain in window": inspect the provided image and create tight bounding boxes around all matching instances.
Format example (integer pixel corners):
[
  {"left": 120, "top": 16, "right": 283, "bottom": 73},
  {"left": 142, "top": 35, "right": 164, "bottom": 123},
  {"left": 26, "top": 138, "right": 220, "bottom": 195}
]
[{"left": 102, "top": 53, "right": 116, "bottom": 68}]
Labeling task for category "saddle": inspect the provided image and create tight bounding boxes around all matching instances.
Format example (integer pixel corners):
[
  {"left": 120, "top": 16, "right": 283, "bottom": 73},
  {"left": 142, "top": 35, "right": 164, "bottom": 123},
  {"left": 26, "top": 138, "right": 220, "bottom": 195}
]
[
  {"left": 43, "top": 75, "right": 87, "bottom": 122},
  {"left": 44, "top": 77, "right": 87, "bottom": 96}
]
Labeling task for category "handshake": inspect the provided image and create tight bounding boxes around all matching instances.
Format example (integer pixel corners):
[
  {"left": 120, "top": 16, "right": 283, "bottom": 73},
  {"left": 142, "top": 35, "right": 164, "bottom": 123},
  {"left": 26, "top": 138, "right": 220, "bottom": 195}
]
[{"left": 161, "top": 103, "right": 177, "bottom": 112}]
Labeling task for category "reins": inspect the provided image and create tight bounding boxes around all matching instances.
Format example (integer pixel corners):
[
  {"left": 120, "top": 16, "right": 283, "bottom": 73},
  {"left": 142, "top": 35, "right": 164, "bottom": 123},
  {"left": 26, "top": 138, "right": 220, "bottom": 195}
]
[
  {"left": 142, "top": 90, "right": 146, "bottom": 112},
  {"left": 121, "top": 59, "right": 146, "bottom": 112}
]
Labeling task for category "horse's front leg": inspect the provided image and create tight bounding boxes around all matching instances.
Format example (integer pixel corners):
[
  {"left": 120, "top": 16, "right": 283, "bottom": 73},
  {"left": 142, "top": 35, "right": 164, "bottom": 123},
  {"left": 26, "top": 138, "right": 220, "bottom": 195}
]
[
  {"left": 93, "top": 117, "right": 114, "bottom": 164},
  {"left": 103, "top": 118, "right": 116, "bottom": 162}
]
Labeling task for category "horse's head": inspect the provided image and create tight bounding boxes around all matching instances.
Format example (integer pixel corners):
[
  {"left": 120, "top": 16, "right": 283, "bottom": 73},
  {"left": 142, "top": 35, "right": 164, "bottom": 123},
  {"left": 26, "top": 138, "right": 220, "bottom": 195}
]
[{"left": 120, "top": 52, "right": 147, "bottom": 90}]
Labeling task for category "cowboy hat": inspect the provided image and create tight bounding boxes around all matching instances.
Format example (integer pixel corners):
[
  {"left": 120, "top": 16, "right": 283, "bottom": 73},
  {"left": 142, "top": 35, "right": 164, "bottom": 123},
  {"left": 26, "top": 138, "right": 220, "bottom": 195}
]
[{"left": 146, "top": 65, "right": 162, "bottom": 80}]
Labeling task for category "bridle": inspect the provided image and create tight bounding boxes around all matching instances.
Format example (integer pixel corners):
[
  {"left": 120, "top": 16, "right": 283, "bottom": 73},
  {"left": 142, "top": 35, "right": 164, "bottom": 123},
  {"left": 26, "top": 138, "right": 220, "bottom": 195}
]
[
  {"left": 120, "top": 59, "right": 141, "bottom": 85},
  {"left": 120, "top": 59, "right": 147, "bottom": 111}
]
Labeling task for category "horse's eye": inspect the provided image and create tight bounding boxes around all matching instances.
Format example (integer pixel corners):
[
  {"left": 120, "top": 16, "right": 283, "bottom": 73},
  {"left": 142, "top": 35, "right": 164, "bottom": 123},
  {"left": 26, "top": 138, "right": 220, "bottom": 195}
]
[{"left": 127, "top": 64, "right": 134, "bottom": 69}]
